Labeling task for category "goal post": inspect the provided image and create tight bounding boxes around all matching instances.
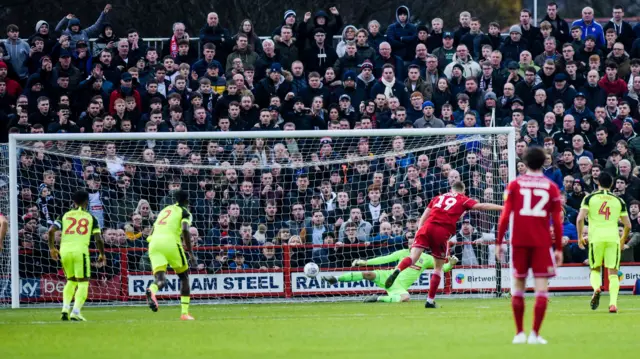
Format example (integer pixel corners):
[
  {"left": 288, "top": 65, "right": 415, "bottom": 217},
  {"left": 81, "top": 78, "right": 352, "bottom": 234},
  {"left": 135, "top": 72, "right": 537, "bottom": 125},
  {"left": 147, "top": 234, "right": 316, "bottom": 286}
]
[{"left": 6, "top": 128, "right": 517, "bottom": 308}]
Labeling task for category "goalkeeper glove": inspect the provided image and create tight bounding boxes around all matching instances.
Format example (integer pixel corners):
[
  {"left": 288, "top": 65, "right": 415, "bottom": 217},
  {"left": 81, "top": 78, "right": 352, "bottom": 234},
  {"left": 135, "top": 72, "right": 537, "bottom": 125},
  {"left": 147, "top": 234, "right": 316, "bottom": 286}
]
[{"left": 351, "top": 259, "right": 367, "bottom": 267}]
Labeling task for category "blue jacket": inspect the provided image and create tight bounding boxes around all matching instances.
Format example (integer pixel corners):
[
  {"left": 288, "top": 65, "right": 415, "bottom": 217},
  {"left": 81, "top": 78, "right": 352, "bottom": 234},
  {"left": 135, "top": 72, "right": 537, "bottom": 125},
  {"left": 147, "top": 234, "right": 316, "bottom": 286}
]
[
  {"left": 571, "top": 19, "right": 605, "bottom": 48},
  {"left": 543, "top": 166, "right": 564, "bottom": 190},
  {"left": 385, "top": 6, "right": 418, "bottom": 61}
]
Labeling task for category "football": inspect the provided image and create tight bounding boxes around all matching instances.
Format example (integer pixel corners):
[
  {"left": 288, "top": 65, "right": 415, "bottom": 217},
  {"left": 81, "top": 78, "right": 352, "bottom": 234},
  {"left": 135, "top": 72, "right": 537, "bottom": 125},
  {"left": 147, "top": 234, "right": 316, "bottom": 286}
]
[{"left": 304, "top": 262, "right": 320, "bottom": 278}]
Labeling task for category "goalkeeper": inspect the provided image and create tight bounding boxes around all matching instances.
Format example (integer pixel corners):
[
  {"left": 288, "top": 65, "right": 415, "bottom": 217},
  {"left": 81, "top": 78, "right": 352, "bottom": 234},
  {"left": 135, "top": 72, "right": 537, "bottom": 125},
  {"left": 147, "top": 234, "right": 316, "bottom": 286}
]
[{"left": 322, "top": 242, "right": 458, "bottom": 303}]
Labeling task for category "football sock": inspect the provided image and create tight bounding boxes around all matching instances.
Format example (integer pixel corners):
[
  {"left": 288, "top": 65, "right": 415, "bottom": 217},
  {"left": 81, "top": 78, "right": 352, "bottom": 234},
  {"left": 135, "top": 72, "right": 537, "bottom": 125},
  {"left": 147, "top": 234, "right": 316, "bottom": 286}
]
[
  {"left": 397, "top": 257, "right": 413, "bottom": 272},
  {"left": 427, "top": 270, "right": 442, "bottom": 301},
  {"left": 511, "top": 290, "right": 525, "bottom": 334},
  {"left": 149, "top": 283, "right": 159, "bottom": 294},
  {"left": 590, "top": 270, "right": 601, "bottom": 292},
  {"left": 338, "top": 272, "right": 363, "bottom": 282},
  {"left": 62, "top": 281, "right": 77, "bottom": 312},
  {"left": 73, "top": 281, "right": 89, "bottom": 313},
  {"left": 533, "top": 291, "right": 548, "bottom": 335},
  {"left": 608, "top": 274, "right": 620, "bottom": 307},
  {"left": 181, "top": 296, "right": 190, "bottom": 315}
]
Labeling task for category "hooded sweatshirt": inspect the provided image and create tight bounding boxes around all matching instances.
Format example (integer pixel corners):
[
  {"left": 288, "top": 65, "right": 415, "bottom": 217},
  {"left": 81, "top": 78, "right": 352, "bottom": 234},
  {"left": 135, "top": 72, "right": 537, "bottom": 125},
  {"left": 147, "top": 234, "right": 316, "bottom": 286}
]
[
  {"left": 55, "top": 11, "right": 107, "bottom": 51},
  {"left": 385, "top": 6, "right": 417, "bottom": 61},
  {"left": 2, "top": 37, "right": 30, "bottom": 79},
  {"left": 336, "top": 25, "right": 357, "bottom": 58}
]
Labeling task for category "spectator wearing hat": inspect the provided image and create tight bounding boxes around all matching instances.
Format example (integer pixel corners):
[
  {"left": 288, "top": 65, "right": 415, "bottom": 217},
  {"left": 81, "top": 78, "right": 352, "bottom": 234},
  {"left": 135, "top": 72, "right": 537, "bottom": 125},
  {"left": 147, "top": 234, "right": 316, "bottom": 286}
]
[
  {"left": 572, "top": 7, "right": 605, "bottom": 48},
  {"left": 92, "top": 22, "right": 118, "bottom": 58},
  {"left": 55, "top": 5, "right": 111, "bottom": 51},
  {"left": 356, "top": 59, "right": 376, "bottom": 96},
  {"left": 332, "top": 70, "right": 365, "bottom": 109},
  {"left": 598, "top": 62, "right": 627, "bottom": 99},
  {"left": 613, "top": 118, "right": 638, "bottom": 144},
  {"left": 413, "top": 101, "right": 444, "bottom": 128},
  {"left": 566, "top": 92, "right": 595, "bottom": 127},
  {"left": 336, "top": 25, "right": 358, "bottom": 58},
  {"left": 500, "top": 25, "right": 529, "bottom": 64},
  {"left": 432, "top": 32, "right": 456, "bottom": 72},
  {"left": 385, "top": 5, "right": 418, "bottom": 62},
  {"left": 108, "top": 72, "right": 141, "bottom": 115},
  {"left": 478, "top": 91, "right": 503, "bottom": 120},
  {"left": 28, "top": 20, "right": 57, "bottom": 55},
  {"left": 304, "top": 27, "right": 337, "bottom": 75},
  {"left": 546, "top": 73, "right": 577, "bottom": 108},
  {"left": 3, "top": 24, "right": 31, "bottom": 83},
  {"left": 254, "top": 63, "right": 292, "bottom": 109},
  {"left": 52, "top": 49, "right": 81, "bottom": 91}
]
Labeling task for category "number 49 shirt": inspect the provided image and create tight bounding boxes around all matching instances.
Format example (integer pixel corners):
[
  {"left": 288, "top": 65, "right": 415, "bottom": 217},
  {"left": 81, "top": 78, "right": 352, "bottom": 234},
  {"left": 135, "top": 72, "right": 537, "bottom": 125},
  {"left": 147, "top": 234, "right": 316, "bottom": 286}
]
[{"left": 502, "top": 173, "right": 562, "bottom": 248}]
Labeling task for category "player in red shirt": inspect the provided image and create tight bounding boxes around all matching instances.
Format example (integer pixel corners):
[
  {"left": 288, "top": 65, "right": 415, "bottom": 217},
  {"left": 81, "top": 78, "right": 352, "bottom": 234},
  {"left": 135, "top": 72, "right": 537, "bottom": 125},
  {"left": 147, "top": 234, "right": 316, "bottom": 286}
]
[
  {"left": 385, "top": 180, "right": 503, "bottom": 307},
  {"left": 496, "top": 147, "right": 564, "bottom": 345},
  {"left": 0, "top": 212, "right": 7, "bottom": 252}
]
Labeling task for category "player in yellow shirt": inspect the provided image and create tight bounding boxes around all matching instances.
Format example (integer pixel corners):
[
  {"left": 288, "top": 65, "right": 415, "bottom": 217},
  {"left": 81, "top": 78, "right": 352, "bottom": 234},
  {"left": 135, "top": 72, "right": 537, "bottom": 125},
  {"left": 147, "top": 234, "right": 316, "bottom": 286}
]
[
  {"left": 577, "top": 172, "right": 631, "bottom": 313},
  {"left": 145, "top": 190, "right": 196, "bottom": 320},
  {"left": 48, "top": 190, "right": 105, "bottom": 321}
]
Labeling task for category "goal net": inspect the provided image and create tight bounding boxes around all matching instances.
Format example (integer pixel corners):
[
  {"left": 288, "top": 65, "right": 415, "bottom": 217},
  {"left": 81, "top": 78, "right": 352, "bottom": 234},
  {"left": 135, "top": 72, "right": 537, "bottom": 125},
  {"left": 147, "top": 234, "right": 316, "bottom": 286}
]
[{"left": 5, "top": 128, "right": 516, "bottom": 307}]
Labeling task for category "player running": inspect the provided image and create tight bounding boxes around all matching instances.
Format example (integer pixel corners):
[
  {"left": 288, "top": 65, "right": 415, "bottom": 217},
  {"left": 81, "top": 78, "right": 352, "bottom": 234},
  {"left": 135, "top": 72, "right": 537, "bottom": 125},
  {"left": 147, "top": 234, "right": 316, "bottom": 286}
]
[
  {"left": 0, "top": 212, "right": 7, "bottom": 252},
  {"left": 577, "top": 172, "right": 631, "bottom": 314},
  {"left": 322, "top": 235, "right": 459, "bottom": 303},
  {"left": 496, "top": 147, "right": 564, "bottom": 345},
  {"left": 47, "top": 190, "right": 105, "bottom": 321},
  {"left": 145, "top": 190, "right": 196, "bottom": 320},
  {"left": 384, "top": 180, "right": 502, "bottom": 308}
]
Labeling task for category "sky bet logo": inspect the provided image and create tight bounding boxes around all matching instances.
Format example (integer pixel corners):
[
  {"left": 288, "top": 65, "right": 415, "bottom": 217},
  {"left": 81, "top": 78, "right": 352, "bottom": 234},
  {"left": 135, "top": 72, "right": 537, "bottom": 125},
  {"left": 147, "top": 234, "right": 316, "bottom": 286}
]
[{"left": 455, "top": 274, "right": 465, "bottom": 284}]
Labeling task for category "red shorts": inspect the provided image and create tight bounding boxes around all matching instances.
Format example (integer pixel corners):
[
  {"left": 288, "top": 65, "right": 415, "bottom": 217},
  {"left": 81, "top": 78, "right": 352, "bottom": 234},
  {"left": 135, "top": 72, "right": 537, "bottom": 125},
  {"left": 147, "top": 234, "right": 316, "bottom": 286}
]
[
  {"left": 413, "top": 223, "right": 452, "bottom": 260},
  {"left": 511, "top": 246, "right": 557, "bottom": 278}
]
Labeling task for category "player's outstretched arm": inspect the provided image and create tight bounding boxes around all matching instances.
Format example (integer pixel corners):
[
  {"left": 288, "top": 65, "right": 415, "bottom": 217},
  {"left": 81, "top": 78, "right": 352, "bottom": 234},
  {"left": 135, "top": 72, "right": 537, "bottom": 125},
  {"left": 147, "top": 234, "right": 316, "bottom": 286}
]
[
  {"left": 576, "top": 208, "right": 588, "bottom": 249},
  {"left": 47, "top": 225, "right": 60, "bottom": 261},
  {"left": 471, "top": 203, "right": 504, "bottom": 211},
  {"left": 0, "top": 215, "right": 7, "bottom": 251}
]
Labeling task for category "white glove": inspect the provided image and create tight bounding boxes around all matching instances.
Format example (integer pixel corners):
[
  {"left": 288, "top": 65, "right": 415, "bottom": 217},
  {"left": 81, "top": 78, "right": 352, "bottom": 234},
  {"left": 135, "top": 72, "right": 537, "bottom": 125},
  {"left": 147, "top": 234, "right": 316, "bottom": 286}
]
[{"left": 351, "top": 259, "right": 367, "bottom": 267}]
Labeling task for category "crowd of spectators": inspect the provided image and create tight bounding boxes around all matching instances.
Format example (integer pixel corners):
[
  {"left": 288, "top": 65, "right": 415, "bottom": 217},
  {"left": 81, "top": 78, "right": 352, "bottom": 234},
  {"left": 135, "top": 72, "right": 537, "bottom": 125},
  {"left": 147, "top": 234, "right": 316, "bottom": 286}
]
[{"left": 5, "top": 3, "right": 640, "bottom": 278}]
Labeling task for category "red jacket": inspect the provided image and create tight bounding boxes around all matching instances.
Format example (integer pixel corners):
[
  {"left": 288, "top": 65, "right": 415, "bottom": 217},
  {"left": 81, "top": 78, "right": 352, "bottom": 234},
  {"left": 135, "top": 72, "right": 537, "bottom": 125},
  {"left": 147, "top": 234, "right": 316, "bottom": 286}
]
[
  {"left": 4, "top": 77, "right": 22, "bottom": 98},
  {"left": 108, "top": 87, "right": 142, "bottom": 115},
  {"left": 598, "top": 77, "right": 627, "bottom": 99}
]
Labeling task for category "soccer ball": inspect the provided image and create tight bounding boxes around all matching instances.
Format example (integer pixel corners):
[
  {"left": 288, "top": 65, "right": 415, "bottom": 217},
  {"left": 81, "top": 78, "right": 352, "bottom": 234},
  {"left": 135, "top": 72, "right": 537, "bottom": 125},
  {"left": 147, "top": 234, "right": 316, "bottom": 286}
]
[{"left": 304, "top": 262, "right": 320, "bottom": 278}]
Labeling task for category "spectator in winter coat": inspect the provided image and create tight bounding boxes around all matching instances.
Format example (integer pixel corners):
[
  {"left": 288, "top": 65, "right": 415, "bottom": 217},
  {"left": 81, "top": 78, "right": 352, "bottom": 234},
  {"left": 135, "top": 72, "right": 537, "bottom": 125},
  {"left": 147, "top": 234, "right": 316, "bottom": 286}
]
[
  {"left": 374, "top": 42, "right": 405, "bottom": 81},
  {"left": 385, "top": 6, "right": 417, "bottom": 61},
  {"left": 226, "top": 34, "right": 258, "bottom": 71},
  {"left": 371, "top": 64, "right": 409, "bottom": 108},
  {"left": 542, "top": 2, "right": 571, "bottom": 44},
  {"left": 432, "top": 32, "right": 456, "bottom": 72},
  {"left": 28, "top": 21, "right": 57, "bottom": 55},
  {"left": 92, "top": 23, "right": 118, "bottom": 58},
  {"left": 603, "top": 5, "right": 636, "bottom": 51},
  {"left": 336, "top": 25, "right": 357, "bottom": 58},
  {"left": 500, "top": 25, "right": 529, "bottom": 64},
  {"left": 272, "top": 10, "right": 300, "bottom": 41},
  {"left": 55, "top": 5, "right": 110, "bottom": 51},
  {"left": 199, "top": 13, "right": 231, "bottom": 68},
  {"left": 571, "top": 7, "right": 605, "bottom": 48},
  {"left": 367, "top": 20, "right": 385, "bottom": 52},
  {"left": 443, "top": 45, "right": 481, "bottom": 80},
  {"left": 546, "top": 73, "right": 577, "bottom": 108},
  {"left": 3, "top": 24, "right": 31, "bottom": 82}
]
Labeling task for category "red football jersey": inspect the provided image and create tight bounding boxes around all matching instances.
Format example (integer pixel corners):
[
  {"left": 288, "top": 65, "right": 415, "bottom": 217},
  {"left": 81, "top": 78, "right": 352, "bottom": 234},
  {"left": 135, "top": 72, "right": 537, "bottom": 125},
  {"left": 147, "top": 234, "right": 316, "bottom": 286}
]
[
  {"left": 425, "top": 192, "right": 478, "bottom": 234},
  {"left": 502, "top": 173, "right": 562, "bottom": 247}
]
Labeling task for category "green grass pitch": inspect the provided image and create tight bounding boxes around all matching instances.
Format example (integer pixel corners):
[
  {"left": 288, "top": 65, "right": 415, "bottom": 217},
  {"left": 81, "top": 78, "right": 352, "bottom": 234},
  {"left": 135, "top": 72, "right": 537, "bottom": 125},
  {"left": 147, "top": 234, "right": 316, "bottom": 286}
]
[{"left": 1, "top": 296, "right": 639, "bottom": 359}]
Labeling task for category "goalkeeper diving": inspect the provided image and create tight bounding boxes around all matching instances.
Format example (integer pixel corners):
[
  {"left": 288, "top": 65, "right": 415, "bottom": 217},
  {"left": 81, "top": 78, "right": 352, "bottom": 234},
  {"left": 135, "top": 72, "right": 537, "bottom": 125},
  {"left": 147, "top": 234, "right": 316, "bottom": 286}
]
[{"left": 322, "top": 237, "right": 458, "bottom": 303}]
